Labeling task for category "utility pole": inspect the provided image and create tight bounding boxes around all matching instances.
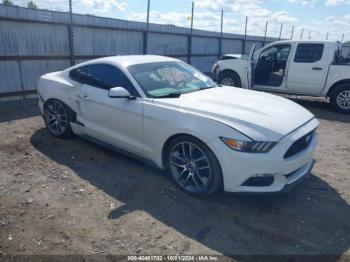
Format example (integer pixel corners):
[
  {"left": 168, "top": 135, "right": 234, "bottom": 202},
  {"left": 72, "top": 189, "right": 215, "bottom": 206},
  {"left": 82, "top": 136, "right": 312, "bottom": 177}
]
[
  {"left": 341, "top": 33, "right": 344, "bottom": 43},
  {"left": 68, "top": 0, "right": 74, "bottom": 65},
  {"left": 308, "top": 30, "right": 311, "bottom": 40},
  {"left": 218, "top": 10, "right": 223, "bottom": 58},
  {"left": 243, "top": 16, "right": 248, "bottom": 54},
  {"left": 326, "top": 32, "right": 329, "bottom": 40},
  {"left": 300, "top": 28, "right": 304, "bottom": 40},
  {"left": 263, "top": 20, "right": 268, "bottom": 46},
  {"left": 278, "top": 23, "right": 283, "bottom": 40},
  {"left": 144, "top": 0, "right": 150, "bottom": 54},
  {"left": 290, "top": 26, "right": 294, "bottom": 40},
  {"left": 188, "top": 2, "right": 194, "bottom": 64}
]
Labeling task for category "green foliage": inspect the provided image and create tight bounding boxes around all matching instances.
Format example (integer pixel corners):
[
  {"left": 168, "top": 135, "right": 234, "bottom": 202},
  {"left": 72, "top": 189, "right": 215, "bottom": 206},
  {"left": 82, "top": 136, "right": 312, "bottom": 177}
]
[
  {"left": 2, "top": 0, "right": 14, "bottom": 6},
  {"left": 27, "top": 1, "right": 37, "bottom": 9}
]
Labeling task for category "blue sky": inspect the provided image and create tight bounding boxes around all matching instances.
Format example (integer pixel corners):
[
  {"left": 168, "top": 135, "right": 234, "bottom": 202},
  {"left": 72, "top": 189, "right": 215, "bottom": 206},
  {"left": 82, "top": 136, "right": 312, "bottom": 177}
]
[{"left": 11, "top": 0, "right": 350, "bottom": 41}]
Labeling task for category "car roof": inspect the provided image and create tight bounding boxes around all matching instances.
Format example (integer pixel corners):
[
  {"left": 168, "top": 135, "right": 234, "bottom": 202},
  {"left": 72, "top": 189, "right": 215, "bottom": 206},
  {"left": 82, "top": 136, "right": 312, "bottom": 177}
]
[
  {"left": 272, "top": 40, "right": 337, "bottom": 45},
  {"left": 68, "top": 55, "right": 180, "bottom": 70}
]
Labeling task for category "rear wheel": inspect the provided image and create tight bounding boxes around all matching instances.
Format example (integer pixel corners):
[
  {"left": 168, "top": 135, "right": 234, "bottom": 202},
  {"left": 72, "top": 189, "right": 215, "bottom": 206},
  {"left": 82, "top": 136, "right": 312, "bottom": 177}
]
[
  {"left": 44, "top": 99, "right": 74, "bottom": 138},
  {"left": 218, "top": 71, "right": 242, "bottom": 87},
  {"left": 165, "top": 135, "right": 222, "bottom": 196},
  {"left": 330, "top": 84, "right": 350, "bottom": 113}
]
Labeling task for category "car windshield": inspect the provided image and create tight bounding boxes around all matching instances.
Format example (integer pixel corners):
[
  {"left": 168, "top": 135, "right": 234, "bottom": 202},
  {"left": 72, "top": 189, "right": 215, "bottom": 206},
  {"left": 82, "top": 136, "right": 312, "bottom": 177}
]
[{"left": 127, "top": 61, "right": 216, "bottom": 98}]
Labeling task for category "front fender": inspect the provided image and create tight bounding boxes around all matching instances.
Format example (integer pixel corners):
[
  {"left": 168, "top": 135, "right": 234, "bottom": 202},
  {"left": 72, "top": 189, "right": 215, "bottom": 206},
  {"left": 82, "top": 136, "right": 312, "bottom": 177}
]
[
  {"left": 216, "top": 59, "right": 250, "bottom": 88},
  {"left": 142, "top": 100, "right": 250, "bottom": 168}
]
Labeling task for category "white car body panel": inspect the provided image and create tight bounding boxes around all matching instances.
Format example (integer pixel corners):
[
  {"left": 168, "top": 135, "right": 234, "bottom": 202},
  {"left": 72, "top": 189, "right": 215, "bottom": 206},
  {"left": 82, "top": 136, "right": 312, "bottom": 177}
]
[
  {"left": 38, "top": 55, "right": 319, "bottom": 193},
  {"left": 212, "top": 59, "right": 251, "bottom": 89}
]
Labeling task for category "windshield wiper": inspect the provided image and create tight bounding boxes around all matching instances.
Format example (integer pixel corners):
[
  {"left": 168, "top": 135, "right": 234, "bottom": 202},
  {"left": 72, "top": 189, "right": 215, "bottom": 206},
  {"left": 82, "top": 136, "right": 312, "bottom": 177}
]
[{"left": 153, "top": 92, "right": 182, "bottom": 98}]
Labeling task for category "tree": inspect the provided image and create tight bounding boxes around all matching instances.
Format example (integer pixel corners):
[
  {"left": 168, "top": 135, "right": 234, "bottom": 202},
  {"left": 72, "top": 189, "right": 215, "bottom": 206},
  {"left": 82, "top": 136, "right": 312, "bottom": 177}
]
[
  {"left": 27, "top": 1, "right": 37, "bottom": 9},
  {"left": 2, "top": 0, "right": 14, "bottom": 6}
]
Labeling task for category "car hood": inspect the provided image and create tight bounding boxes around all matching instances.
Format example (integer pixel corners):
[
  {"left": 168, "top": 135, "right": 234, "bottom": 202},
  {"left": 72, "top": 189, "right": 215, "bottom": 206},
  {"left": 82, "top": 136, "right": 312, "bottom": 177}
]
[{"left": 153, "top": 86, "right": 315, "bottom": 141}]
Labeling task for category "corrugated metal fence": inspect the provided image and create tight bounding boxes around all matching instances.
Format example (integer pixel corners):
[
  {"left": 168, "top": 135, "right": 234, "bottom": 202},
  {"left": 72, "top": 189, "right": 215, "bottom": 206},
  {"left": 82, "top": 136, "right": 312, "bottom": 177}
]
[{"left": 0, "top": 5, "right": 278, "bottom": 97}]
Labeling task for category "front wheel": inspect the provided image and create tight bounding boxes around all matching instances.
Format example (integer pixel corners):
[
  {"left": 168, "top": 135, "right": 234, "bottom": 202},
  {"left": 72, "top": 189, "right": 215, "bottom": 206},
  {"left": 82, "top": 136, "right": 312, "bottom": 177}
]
[
  {"left": 165, "top": 136, "right": 222, "bottom": 196},
  {"left": 218, "top": 71, "right": 242, "bottom": 87},
  {"left": 330, "top": 84, "right": 350, "bottom": 113}
]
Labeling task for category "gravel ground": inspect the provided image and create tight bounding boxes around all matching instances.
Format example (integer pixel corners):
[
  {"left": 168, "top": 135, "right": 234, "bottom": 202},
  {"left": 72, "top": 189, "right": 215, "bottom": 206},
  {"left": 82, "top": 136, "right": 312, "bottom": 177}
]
[{"left": 0, "top": 97, "right": 350, "bottom": 259}]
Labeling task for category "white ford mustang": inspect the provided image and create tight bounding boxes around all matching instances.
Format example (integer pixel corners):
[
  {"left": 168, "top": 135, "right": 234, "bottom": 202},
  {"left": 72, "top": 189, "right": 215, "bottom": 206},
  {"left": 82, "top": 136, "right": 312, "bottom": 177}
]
[{"left": 38, "top": 55, "right": 318, "bottom": 196}]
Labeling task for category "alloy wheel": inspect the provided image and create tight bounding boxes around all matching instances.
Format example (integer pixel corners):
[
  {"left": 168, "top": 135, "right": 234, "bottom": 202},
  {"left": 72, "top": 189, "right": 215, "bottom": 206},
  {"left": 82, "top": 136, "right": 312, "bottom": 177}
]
[
  {"left": 221, "top": 77, "right": 235, "bottom": 86},
  {"left": 336, "top": 90, "right": 350, "bottom": 110},
  {"left": 44, "top": 100, "right": 68, "bottom": 136},
  {"left": 169, "top": 142, "right": 211, "bottom": 193}
]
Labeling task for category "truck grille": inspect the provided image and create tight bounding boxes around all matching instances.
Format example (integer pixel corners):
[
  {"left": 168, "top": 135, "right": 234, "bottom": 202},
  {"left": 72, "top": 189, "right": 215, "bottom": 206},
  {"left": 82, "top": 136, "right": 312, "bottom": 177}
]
[{"left": 284, "top": 130, "right": 314, "bottom": 159}]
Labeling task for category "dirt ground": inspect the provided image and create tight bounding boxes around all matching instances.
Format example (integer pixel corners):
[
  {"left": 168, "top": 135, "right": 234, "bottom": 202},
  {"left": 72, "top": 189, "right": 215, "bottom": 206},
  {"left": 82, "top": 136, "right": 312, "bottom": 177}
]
[{"left": 0, "top": 97, "right": 350, "bottom": 259}]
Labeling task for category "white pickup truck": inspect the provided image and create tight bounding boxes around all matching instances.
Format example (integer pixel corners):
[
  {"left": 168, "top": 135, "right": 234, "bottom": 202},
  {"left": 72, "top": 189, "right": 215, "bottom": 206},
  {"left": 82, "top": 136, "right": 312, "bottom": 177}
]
[{"left": 212, "top": 40, "right": 350, "bottom": 113}]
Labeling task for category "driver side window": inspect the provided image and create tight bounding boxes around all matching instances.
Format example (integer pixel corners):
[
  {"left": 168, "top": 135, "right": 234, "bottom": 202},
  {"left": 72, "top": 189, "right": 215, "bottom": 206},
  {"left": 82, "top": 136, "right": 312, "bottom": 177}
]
[{"left": 69, "top": 64, "right": 138, "bottom": 96}]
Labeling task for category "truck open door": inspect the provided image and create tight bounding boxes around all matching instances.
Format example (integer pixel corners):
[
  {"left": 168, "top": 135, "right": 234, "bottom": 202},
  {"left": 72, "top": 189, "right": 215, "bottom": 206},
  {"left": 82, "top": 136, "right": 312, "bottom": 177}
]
[{"left": 248, "top": 43, "right": 258, "bottom": 89}]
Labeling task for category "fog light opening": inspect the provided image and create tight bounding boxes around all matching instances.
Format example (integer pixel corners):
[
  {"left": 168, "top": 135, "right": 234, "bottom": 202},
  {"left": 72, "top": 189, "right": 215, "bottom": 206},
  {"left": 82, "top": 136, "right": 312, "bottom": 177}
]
[{"left": 242, "top": 175, "right": 275, "bottom": 187}]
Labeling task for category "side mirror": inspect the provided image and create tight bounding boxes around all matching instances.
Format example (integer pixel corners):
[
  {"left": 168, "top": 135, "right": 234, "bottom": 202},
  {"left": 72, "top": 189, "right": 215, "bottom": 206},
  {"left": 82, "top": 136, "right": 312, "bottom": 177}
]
[{"left": 108, "top": 87, "right": 135, "bottom": 99}]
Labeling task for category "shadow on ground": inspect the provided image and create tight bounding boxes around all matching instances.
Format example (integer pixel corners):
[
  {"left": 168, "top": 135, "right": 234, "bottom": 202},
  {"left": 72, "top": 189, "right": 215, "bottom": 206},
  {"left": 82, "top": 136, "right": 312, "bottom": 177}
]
[
  {"left": 30, "top": 128, "right": 350, "bottom": 257},
  {"left": 0, "top": 100, "right": 39, "bottom": 123}
]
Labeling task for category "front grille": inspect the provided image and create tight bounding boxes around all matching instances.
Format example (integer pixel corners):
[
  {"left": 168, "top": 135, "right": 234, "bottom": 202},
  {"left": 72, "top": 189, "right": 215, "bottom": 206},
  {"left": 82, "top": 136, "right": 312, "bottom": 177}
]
[{"left": 284, "top": 130, "right": 314, "bottom": 159}]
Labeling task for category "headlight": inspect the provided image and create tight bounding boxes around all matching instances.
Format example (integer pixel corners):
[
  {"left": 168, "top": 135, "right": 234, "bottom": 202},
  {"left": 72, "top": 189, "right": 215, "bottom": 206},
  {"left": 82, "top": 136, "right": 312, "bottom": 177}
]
[{"left": 220, "top": 137, "right": 276, "bottom": 153}]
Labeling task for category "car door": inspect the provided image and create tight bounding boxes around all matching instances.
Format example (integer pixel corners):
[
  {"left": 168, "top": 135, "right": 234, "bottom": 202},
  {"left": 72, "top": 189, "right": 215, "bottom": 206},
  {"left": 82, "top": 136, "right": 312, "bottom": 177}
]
[
  {"left": 286, "top": 43, "right": 329, "bottom": 94},
  {"left": 253, "top": 44, "right": 292, "bottom": 92},
  {"left": 248, "top": 43, "right": 258, "bottom": 88},
  {"left": 71, "top": 63, "right": 144, "bottom": 155}
]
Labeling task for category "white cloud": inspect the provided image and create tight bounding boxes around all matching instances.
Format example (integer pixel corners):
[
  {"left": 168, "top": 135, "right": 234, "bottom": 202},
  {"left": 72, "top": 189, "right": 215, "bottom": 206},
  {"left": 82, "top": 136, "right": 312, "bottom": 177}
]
[
  {"left": 287, "top": 0, "right": 318, "bottom": 7},
  {"left": 80, "top": 0, "right": 127, "bottom": 11},
  {"left": 325, "top": 0, "right": 348, "bottom": 6},
  {"left": 128, "top": 0, "right": 299, "bottom": 38},
  {"left": 13, "top": 0, "right": 128, "bottom": 12},
  {"left": 10, "top": 0, "right": 349, "bottom": 41}
]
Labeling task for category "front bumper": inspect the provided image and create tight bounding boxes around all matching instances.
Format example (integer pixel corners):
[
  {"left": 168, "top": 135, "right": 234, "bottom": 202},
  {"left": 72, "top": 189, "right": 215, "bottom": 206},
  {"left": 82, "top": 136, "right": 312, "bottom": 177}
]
[
  {"left": 280, "top": 159, "right": 314, "bottom": 193},
  {"left": 208, "top": 118, "right": 319, "bottom": 193}
]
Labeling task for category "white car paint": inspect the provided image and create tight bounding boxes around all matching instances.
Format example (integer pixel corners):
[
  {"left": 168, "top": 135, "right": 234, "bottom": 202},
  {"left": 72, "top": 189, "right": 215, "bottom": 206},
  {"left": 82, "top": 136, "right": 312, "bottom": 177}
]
[
  {"left": 213, "top": 40, "right": 350, "bottom": 97},
  {"left": 38, "top": 55, "right": 318, "bottom": 193}
]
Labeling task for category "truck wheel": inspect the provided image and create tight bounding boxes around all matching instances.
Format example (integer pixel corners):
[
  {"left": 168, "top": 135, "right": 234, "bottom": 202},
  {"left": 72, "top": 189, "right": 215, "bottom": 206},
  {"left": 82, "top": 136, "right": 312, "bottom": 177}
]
[
  {"left": 330, "top": 84, "right": 350, "bottom": 113},
  {"left": 218, "top": 71, "right": 242, "bottom": 88}
]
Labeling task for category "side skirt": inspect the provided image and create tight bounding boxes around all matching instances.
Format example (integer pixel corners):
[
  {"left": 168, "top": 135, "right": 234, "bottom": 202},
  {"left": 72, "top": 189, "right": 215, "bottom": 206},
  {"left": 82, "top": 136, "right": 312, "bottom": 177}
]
[{"left": 78, "top": 134, "right": 163, "bottom": 171}]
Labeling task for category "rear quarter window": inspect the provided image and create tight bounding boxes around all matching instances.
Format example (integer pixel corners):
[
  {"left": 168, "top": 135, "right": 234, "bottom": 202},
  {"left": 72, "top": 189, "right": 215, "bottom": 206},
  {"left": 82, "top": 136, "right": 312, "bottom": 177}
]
[{"left": 294, "top": 44, "right": 324, "bottom": 63}]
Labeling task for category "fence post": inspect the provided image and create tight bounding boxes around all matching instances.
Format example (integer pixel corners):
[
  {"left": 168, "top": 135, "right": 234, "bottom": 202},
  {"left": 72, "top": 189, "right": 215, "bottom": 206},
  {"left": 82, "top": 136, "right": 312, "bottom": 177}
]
[
  {"left": 242, "top": 16, "right": 247, "bottom": 54},
  {"left": 68, "top": 0, "right": 75, "bottom": 65},
  {"left": 188, "top": 2, "right": 194, "bottom": 64},
  {"left": 300, "top": 28, "right": 304, "bottom": 40},
  {"left": 144, "top": 0, "right": 150, "bottom": 54},
  {"left": 262, "top": 20, "right": 268, "bottom": 47},
  {"left": 218, "top": 10, "right": 223, "bottom": 58},
  {"left": 278, "top": 23, "right": 283, "bottom": 40}
]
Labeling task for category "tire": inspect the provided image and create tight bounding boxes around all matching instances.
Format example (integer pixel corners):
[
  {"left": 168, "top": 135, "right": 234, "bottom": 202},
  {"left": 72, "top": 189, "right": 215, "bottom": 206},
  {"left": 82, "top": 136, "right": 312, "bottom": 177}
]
[
  {"left": 330, "top": 84, "right": 350, "bottom": 113},
  {"left": 165, "top": 135, "right": 222, "bottom": 197},
  {"left": 218, "top": 71, "right": 242, "bottom": 87},
  {"left": 44, "top": 99, "right": 74, "bottom": 138}
]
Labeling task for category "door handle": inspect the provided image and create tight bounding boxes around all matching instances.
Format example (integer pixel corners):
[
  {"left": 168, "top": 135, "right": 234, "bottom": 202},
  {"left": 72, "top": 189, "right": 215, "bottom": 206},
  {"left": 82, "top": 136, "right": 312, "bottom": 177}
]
[
  {"left": 82, "top": 95, "right": 91, "bottom": 100},
  {"left": 312, "top": 67, "right": 323, "bottom": 70}
]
